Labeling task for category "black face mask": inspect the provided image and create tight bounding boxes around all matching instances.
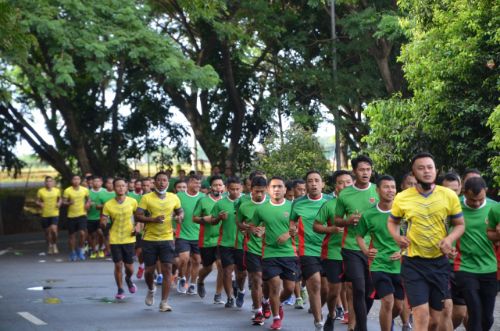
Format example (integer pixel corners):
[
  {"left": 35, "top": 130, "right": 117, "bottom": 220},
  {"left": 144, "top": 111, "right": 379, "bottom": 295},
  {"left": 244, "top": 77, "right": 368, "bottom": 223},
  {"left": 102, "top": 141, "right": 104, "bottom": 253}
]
[
  {"left": 417, "top": 178, "right": 433, "bottom": 191},
  {"left": 212, "top": 191, "right": 221, "bottom": 197}
]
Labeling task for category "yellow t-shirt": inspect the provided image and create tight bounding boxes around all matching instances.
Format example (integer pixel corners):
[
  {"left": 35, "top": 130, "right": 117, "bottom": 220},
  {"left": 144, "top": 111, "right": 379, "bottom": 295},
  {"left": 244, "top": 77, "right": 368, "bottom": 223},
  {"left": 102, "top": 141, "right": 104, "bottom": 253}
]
[
  {"left": 63, "top": 186, "right": 89, "bottom": 218},
  {"left": 391, "top": 185, "right": 462, "bottom": 258},
  {"left": 102, "top": 197, "right": 138, "bottom": 245},
  {"left": 37, "top": 187, "right": 61, "bottom": 217},
  {"left": 138, "top": 192, "right": 181, "bottom": 241}
]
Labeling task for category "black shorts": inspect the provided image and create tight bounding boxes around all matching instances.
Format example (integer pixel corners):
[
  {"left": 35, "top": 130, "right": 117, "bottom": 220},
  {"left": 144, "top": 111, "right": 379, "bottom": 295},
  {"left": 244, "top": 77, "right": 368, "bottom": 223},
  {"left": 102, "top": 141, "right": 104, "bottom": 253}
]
[
  {"left": 455, "top": 271, "right": 497, "bottom": 293},
  {"left": 299, "top": 256, "right": 323, "bottom": 280},
  {"left": 142, "top": 240, "right": 175, "bottom": 266},
  {"left": 341, "top": 248, "right": 369, "bottom": 281},
  {"left": 262, "top": 257, "right": 299, "bottom": 282},
  {"left": 110, "top": 243, "right": 135, "bottom": 264},
  {"left": 176, "top": 238, "right": 200, "bottom": 255},
  {"left": 448, "top": 267, "right": 466, "bottom": 305},
  {"left": 245, "top": 251, "right": 262, "bottom": 273},
  {"left": 234, "top": 249, "right": 246, "bottom": 272},
  {"left": 67, "top": 216, "right": 87, "bottom": 234},
  {"left": 41, "top": 217, "right": 58, "bottom": 229},
  {"left": 371, "top": 271, "right": 404, "bottom": 300},
  {"left": 401, "top": 255, "right": 450, "bottom": 311},
  {"left": 200, "top": 246, "right": 220, "bottom": 267},
  {"left": 322, "top": 259, "right": 344, "bottom": 284},
  {"left": 87, "top": 220, "right": 100, "bottom": 234}
]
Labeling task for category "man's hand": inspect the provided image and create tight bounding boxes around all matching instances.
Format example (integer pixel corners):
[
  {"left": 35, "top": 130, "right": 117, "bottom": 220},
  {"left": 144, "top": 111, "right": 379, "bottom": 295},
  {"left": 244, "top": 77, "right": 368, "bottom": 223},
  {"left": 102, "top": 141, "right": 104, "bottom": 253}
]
[
  {"left": 389, "top": 251, "right": 401, "bottom": 260},
  {"left": 439, "top": 237, "right": 453, "bottom": 255},
  {"left": 446, "top": 247, "right": 458, "bottom": 260},
  {"left": 219, "top": 211, "right": 228, "bottom": 221},
  {"left": 496, "top": 223, "right": 500, "bottom": 235},
  {"left": 289, "top": 224, "right": 297, "bottom": 237},
  {"left": 395, "top": 235, "right": 410, "bottom": 249},
  {"left": 367, "top": 248, "right": 377, "bottom": 260},
  {"left": 326, "top": 226, "right": 341, "bottom": 234},
  {"left": 276, "top": 232, "right": 291, "bottom": 244},
  {"left": 347, "top": 212, "right": 361, "bottom": 226},
  {"left": 154, "top": 215, "right": 165, "bottom": 223}
]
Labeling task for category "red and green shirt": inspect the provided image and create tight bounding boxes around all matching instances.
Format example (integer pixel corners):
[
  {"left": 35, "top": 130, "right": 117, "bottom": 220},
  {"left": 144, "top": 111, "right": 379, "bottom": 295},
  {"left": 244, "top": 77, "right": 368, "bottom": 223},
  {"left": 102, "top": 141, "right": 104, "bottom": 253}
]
[
  {"left": 237, "top": 197, "right": 267, "bottom": 254},
  {"left": 211, "top": 196, "right": 239, "bottom": 248},
  {"left": 315, "top": 198, "right": 342, "bottom": 260},
  {"left": 177, "top": 191, "right": 204, "bottom": 240},
  {"left": 193, "top": 195, "right": 221, "bottom": 248}
]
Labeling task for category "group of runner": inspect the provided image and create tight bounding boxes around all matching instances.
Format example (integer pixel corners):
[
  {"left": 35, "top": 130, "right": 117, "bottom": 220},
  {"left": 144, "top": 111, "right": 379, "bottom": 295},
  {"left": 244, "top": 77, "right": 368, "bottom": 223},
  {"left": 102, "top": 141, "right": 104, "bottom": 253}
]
[{"left": 35, "top": 153, "right": 500, "bottom": 331}]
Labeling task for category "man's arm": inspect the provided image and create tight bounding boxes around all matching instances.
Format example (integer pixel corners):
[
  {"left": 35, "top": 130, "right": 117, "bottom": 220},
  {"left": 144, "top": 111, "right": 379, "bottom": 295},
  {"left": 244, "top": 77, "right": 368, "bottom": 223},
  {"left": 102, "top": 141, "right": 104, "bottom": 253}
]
[
  {"left": 172, "top": 207, "right": 184, "bottom": 224},
  {"left": 387, "top": 215, "right": 410, "bottom": 249},
  {"left": 135, "top": 208, "right": 164, "bottom": 224}
]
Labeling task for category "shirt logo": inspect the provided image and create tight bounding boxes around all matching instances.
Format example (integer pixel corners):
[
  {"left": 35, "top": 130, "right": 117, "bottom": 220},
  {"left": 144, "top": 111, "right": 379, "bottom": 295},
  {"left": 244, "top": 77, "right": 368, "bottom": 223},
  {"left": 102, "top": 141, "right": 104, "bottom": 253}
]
[
  {"left": 283, "top": 212, "right": 290, "bottom": 218},
  {"left": 369, "top": 197, "right": 376, "bottom": 204}
]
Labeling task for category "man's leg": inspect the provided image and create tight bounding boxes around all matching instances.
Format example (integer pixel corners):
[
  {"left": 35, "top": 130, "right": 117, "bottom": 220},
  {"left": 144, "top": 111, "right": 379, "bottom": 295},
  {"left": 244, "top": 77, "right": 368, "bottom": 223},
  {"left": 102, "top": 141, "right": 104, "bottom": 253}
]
[
  {"left": 440, "top": 299, "right": 453, "bottom": 331},
  {"left": 305, "top": 272, "right": 322, "bottom": 324},
  {"left": 412, "top": 303, "right": 431, "bottom": 331},
  {"left": 190, "top": 253, "right": 201, "bottom": 284},
  {"left": 267, "top": 276, "right": 282, "bottom": 318},
  {"left": 215, "top": 259, "right": 224, "bottom": 295},
  {"left": 223, "top": 264, "right": 235, "bottom": 299},
  {"left": 379, "top": 294, "right": 395, "bottom": 331},
  {"left": 160, "top": 262, "right": 172, "bottom": 301},
  {"left": 114, "top": 261, "right": 124, "bottom": 291}
]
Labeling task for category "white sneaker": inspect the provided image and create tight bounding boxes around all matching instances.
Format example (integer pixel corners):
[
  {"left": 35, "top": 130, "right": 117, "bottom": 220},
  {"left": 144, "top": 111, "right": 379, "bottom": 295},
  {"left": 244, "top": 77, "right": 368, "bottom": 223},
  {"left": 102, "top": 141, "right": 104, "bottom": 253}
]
[
  {"left": 52, "top": 244, "right": 59, "bottom": 254},
  {"left": 314, "top": 321, "right": 324, "bottom": 331},
  {"left": 145, "top": 287, "right": 156, "bottom": 306},
  {"left": 177, "top": 277, "right": 187, "bottom": 294},
  {"left": 47, "top": 244, "right": 53, "bottom": 255},
  {"left": 159, "top": 300, "right": 172, "bottom": 312}
]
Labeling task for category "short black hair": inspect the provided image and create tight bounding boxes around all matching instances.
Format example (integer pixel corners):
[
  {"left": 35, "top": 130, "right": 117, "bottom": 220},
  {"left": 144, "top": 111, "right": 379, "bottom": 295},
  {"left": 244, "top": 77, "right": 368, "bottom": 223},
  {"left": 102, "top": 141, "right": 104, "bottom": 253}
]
[
  {"left": 401, "top": 172, "right": 414, "bottom": 183},
  {"left": 351, "top": 155, "right": 373, "bottom": 170},
  {"left": 113, "top": 177, "right": 126, "bottom": 186},
  {"left": 226, "top": 176, "right": 241, "bottom": 186},
  {"left": 462, "top": 168, "right": 481, "bottom": 179},
  {"left": 44, "top": 176, "right": 53, "bottom": 181},
  {"left": 134, "top": 178, "right": 142, "bottom": 184},
  {"left": 304, "top": 170, "right": 322, "bottom": 181},
  {"left": 209, "top": 175, "right": 224, "bottom": 186},
  {"left": 292, "top": 179, "right": 305, "bottom": 188},
  {"left": 464, "top": 176, "right": 487, "bottom": 195},
  {"left": 285, "top": 180, "right": 294, "bottom": 191},
  {"left": 410, "top": 152, "right": 435, "bottom": 167},
  {"left": 154, "top": 171, "right": 169, "bottom": 181},
  {"left": 269, "top": 176, "right": 285, "bottom": 185},
  {"left": 441, "top": 172, "right": 461, "bottom": 184},
  {"left": 71, "top": 174, "right": 81, "bottom": 180},
  {"left": 332, "top": 170, "right": 353, "bottom": 184},
  {"left": 91, "top": 175, "right": 102, "bottom": 181},
  {"left": 249, "top": 170, "right": 266, "bottom": 181},
  {"left": 251, "top": 176, "right": 267, "bottom": 188},
  {"left": 188, "top": 174, "right": 201, "bottom": 182},
  {"left": 174, "top": 179, "right": 186, "bottom": 187},
  {"left": 376, "top": 175, "right": 395, "bottom": 188}
]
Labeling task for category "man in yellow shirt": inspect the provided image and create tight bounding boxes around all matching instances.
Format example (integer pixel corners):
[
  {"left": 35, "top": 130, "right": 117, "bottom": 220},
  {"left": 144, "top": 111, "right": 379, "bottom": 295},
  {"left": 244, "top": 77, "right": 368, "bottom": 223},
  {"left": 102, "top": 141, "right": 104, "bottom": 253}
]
[
  {"left": 135, "top": 171, "right": 184, "bottom": 312},
  {"left": 36, "top": 176, "right": 61, "bottom": 255},
  {"left": 101, "top": 178, "right": 139, "bottom": 300},
  {"left": 62, "top": 175, "right": 90, "bottom": 261},
  {"left": 388, "top": 153, "right": 465, "bottom": 331}
]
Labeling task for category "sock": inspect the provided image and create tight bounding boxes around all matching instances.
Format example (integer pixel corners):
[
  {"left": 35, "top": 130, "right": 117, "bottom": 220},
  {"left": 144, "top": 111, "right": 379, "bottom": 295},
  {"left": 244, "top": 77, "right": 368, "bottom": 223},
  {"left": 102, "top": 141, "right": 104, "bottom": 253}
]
[
  {"left": 139, "top": 263, "right": 145, "bottom": 268},
  {"left": 238, "top": 289, "right": 245, "bottom": 294},
  {"left": 262, "top": 298, "right": 269, "bottom": 304},
  {"left": 273, "top": 316, "right": 280, "bottom": 320}
]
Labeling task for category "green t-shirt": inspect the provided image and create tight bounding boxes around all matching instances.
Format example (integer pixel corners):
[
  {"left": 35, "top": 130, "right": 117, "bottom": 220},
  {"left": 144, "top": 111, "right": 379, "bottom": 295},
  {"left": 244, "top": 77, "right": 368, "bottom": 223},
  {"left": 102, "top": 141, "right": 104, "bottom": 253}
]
[
  {"left": 454, "top": 199, "right": 497, "bottom": 273},
  {"left": 87, "top": 188, "right": 104, "bottom": 221},
  {"left": 253, "top": 200, "right": 295, "bottom": 258},
  {"left": 193, "top": 195, "right": 221, "bottom": 248},
  {"left": 99, "top": 190, "right": 116, "bottom": 204},
  {"left": 211, "top": 196, "right": 239, "bottom": 248},
  {"left": 177, "top": 191, "right": 204, "bottom": 240},
  {"left": 315, "top": 198, "right": 343, "bottom": 260},
  {"left": 127, "top": 191, "right": 142, "bottom": 203},
  {"left": 356, "top": 204, "right": 400, "bottom": 273},
  {"left": 334, "top": 184, "right": 379, "bottom": 250},
  {"left": 290, "top": 194, "right": 331, "bottom": 257},
  {"left": 237, "top": 197, "right": 268, "bottom": 254}
]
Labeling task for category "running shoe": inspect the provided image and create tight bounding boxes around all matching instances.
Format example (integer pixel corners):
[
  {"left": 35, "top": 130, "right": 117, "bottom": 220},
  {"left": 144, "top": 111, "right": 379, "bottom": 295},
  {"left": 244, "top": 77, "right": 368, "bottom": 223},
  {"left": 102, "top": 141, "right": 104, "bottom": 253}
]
[
  {"left": 47, "top": 244, "right": 53, "bottom": 255},
  {"left": 225, "top": 297, "right": 235, "bottom": 308},
  {"left": 314, "top": 321, "right": 324, "bottom": 331},
  {"left": 262, "top": 301, "right": 272, "bottom": 319},
  {"left": 284, "top": 295, "right": 295, "bottom": 305},
  {"left": 186, "top": 284, "right": 197, "bottom": 295},
  {"left": 252, "top": 311, "right": 265, "bottom": 326},
  {"left": 402, "top": 324, "right": 413, "bottom": 331},
  {"left": 98, "top": 250, "right": 105, "bottom": 258},
  {"left": 53, "top": 244, "right": 59, "bottom": 254},
  {"left": 340, "top": 312, "right": 349, "bottom": 324},
  {"left": 90, "top": 251, "right": 97, "bottom": 259},
  {"left": 69, "top": 251, "right": 78, "bottom": 262},
  {"left": 136, "top": 266, "right": 144, "bottom": 279},
  {"left": 145, "top": 287, "right": 156, "bottom": 306},
  {"left": 115, "top": 288, "right": 125, "bottom": 300},
  {"left": 270, "top": 318, "right": 282, "bottom": 330},
  {"left": 324, "top": 315, "right": 334, "bottom": 331},
  {"left": 126, "top": 277, "right": 137, "bottom": 294},
  {"left": 159, "top": 300, "right": 172, "bottom": 312},
  {"left": 156, "top": 274, "right": 163, "bottom": 285},
  {"left": 197, "top": 282, "right": 206, "bottom": 298},
  {"left": 236, "top": 290, "right": 245, "bottom": 308},
  {"left": 300, "top": 286, "right": 308, "bottom": 301},
  {"left": 177, "top": 277, "right": 187, "bottom": 294},
  {"left": 294, "top": 297, "right": 304, "bottom": 309},
  {"left": 77, "top": 248, "right": 86, "bottom": 261},
  {"left": 335, "top": 306, "right": 344, "bottom": 320},
  {"left": 213, "top": 293, "right": 225, "bottom": 304}
]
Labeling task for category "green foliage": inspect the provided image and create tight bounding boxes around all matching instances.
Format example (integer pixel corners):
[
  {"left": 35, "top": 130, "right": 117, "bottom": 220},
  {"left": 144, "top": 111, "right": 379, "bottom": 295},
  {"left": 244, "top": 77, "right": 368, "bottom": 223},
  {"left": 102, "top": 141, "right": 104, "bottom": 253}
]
[
  {"left": 255, "top": 127, "right": 330, "bottom": 181},
  {"left": 488, "top": 105, "right": 500, "bottom": 188}
]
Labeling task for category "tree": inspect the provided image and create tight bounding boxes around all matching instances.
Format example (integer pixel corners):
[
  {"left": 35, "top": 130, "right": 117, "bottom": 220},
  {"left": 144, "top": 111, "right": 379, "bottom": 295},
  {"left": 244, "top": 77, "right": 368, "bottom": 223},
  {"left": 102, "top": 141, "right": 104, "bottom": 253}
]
[
  {"left": 255, "top": 127, "right": 330, "bottom": 180},
  {"left": 363, "top": 0, "right": 499, "bottom": 185},
  {"left": 0, "top": 0, "right": 217, "bottom": 180}
]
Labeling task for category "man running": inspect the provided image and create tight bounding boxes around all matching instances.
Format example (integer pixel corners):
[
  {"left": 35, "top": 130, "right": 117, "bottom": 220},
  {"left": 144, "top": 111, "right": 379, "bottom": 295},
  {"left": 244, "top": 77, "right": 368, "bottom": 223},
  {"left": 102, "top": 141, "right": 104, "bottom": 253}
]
[
  {"left": 455, "top": 177, "right": 497, "bottom": 331},
  {"left": 193, "top": 175, "right": 225, "bottom": 304},
  {"left": 237, "top": 176, "right": 270, "bottom": 325},
  {"left": 100, "top": 178, "right": 139, "bottom": 300},
  {"left": 87, "top": 176, "right": 104, "bottom": 259},
  {"left": 356, "top": 175, "right": 403, "bottom": 331},
  {"left": 313, "top": 170, "right": 353, "bottom": 331},
  {"left": 127, "top": 179, "right": 143, "bottom": 202},
  {"left": 135, "top": 171, "right": 184, "bottom": 312},
  {"left": 388, "top": 152, "right": 464, "bottom": 331},
  {"left": 289, "top": 170, "right": 330, "bottom": 331},
  {"left": 62, "top": 175, "right": 90, "bottom": 261},
  {"left": 211, "top": 177, "right": 244, "bottom": 308},
  {"left": 334, "top": 155, "right": 379, "bottom": 331},
  {"left": 36, "top": 176, "right": 61, "bottom": 254},
  {"left": 176, "top": 174, "right": 204, "bottom": 295},
  {"left": 253, "top": 176, "right": 297, "bottom": 330}
]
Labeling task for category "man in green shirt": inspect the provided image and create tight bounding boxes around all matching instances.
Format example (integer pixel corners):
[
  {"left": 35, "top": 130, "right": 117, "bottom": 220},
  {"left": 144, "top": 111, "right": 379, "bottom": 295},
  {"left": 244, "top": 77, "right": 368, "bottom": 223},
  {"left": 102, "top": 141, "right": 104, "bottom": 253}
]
[
  {"left": 253, "top": 176, "right": 297, "bottom": 331},
  {"left": 237, "top": 175, "right": 271, "bottom": 325},
  {"left": 334, "top": 155, "right": 379, "bottom": 331},
  {"left": 127, "top": 179, "right": 143, "bottom": 203},
  {"left": 289, "top": 170, "right": 330, "bottom": 331},
  {"left": 87, "top": 176, "right": 104, "bottom": 259},
  {"left": 455, "top": 177, "right": 497, "bottom": 331},
  {"left": 211, "top": 177, "right": 243, "bottom": 308},
  {"left": 313, "top": 169, "right": 354, "bottom": 331},
  {"left": 176, "top": 174, "right": 204, "bottom": 295},
  {"left": 356, "top": 175, "right": 403, "bottom": 331},
  {"left": 193, "top": 175, "right": 225, "bottom": 304}
]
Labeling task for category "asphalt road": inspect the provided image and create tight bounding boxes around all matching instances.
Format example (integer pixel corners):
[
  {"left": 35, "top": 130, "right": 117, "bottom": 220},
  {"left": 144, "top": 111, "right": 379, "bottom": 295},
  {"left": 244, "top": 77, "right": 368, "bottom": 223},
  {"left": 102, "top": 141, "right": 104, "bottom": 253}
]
[{"left": 0, "top": 232, "right": 498, "bottom": 331}]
